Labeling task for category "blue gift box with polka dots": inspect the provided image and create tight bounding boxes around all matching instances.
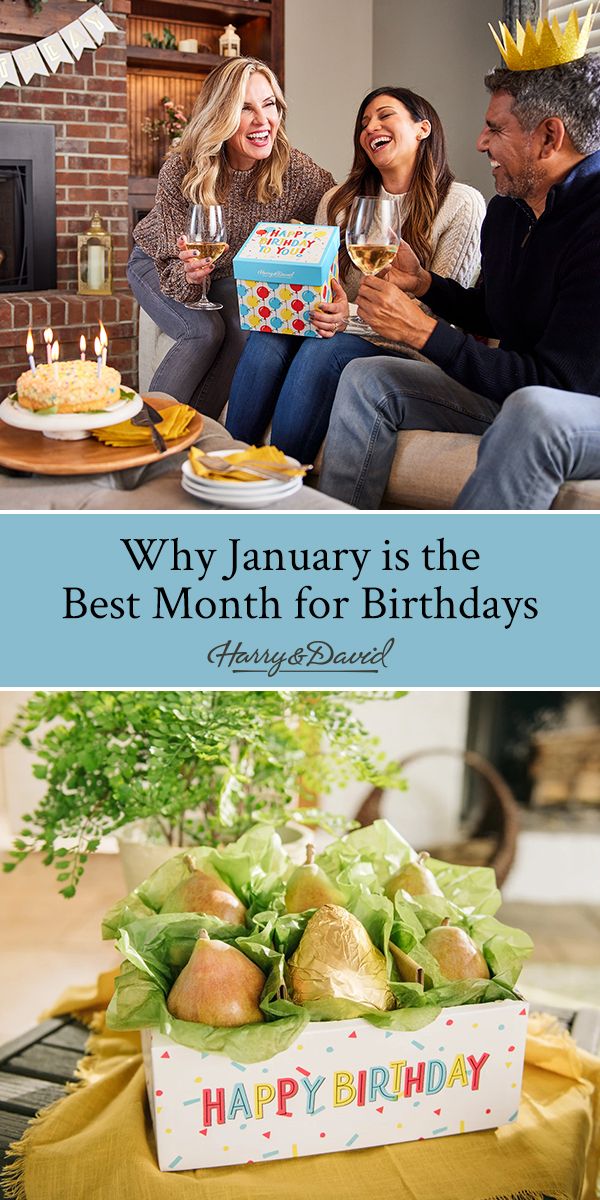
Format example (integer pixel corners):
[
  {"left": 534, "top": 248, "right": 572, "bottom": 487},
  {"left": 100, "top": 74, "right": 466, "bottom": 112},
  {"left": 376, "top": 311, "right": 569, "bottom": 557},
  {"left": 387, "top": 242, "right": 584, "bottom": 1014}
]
[{"left": 233, "top": 222, "right": 340, "bottom": 337}]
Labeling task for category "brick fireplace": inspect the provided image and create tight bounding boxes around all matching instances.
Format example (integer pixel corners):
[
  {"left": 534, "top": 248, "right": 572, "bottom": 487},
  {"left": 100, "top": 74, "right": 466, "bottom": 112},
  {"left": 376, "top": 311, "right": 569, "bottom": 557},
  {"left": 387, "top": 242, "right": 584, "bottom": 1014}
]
[{"left": 0, "top": 0, "right": 137, "bottom": 399}]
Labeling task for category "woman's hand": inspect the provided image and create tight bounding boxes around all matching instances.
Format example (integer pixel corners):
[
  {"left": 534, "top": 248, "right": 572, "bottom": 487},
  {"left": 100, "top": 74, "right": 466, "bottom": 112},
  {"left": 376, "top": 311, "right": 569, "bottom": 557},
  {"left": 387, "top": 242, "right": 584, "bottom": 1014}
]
[
  {"left": 309, "top": 278, "right": 350, "bottom": 338},
  {"left": 386, "top": 241, "right": 432, "bottom": 298},
  {"left": 177, "top": 235, "right": 227, "bottom": 286}
]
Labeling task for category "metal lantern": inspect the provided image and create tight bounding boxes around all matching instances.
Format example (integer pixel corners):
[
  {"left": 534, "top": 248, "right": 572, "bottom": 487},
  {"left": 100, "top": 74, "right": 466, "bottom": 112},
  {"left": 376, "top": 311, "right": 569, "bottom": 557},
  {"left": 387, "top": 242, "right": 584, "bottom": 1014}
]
[
  {"left": 77, "top": 212, "right": 112, "bottom": 296},
  {"left": 219, "top": 24, "right": 240, "bottom": 57}
]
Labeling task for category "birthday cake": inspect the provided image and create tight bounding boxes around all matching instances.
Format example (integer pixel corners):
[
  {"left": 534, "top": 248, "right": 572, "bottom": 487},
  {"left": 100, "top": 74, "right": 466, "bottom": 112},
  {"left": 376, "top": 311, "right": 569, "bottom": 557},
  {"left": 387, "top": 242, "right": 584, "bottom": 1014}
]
[{"left": 16, "top": 360, "right": 122, "bottom": 413}]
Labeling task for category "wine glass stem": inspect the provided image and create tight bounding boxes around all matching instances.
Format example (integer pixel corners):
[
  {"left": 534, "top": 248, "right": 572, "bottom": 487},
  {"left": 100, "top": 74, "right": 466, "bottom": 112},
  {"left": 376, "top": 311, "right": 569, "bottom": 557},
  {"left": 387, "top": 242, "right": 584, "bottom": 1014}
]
[{"left": 201, "top": 275, "right": 209, "bottom": 305}]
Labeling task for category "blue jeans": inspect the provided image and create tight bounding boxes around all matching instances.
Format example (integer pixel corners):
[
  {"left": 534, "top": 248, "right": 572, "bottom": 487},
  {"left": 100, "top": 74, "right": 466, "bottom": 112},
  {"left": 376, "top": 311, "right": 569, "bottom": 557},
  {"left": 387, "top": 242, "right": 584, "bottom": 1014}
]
[
  {"left": 127, "top": 246, "right": 247, "bottom": 417},
  {"left": 319, "top": 357, "right": 499, "bottom": 508},
  {"left": 225, "top": 331, "right": 401, "bottom": 462},
  {"left": 456, "top": 386, "right": 600, "bottom": 508}
]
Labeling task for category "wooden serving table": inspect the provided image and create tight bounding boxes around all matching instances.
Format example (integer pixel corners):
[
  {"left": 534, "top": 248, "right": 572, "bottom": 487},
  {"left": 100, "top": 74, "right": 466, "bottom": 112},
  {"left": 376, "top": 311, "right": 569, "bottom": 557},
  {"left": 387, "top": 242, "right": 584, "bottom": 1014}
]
[{"left": 0, "top": 413, "right": 351, "bottom": 511}]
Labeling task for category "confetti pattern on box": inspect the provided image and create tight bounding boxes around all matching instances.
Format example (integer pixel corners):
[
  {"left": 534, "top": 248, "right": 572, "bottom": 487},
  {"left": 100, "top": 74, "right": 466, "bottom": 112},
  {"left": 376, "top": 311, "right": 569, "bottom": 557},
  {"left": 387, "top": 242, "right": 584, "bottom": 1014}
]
[
  {"left": 233, "top": 222, "right": 340, "bottom": 338},
  {"left": 236, "top": 276, "right": 337, "bottom": 337},
  {"left": 143, "top": 999, "right": 529, "bottom": 1173}
]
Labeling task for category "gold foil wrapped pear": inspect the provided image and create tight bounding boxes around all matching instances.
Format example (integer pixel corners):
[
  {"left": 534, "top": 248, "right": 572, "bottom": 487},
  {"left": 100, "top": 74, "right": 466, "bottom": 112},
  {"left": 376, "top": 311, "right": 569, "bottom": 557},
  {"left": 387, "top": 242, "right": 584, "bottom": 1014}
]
[{"left": 286, "top": 904, "right": 395, "bottom": 1017}]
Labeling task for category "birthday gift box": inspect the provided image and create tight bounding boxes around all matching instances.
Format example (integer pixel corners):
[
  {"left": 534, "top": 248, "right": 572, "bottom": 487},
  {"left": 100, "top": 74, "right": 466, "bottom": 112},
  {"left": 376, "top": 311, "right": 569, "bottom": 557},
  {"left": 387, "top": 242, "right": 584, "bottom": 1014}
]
[
  {"left": 104, "top": 824, "right": 533, "bottom": 1174},
  {"left": 232, "top": 222, "right": 340, "bottom": 336},
  {"left": 142, "top": 999, "right": 529, "bottom": 1171}
]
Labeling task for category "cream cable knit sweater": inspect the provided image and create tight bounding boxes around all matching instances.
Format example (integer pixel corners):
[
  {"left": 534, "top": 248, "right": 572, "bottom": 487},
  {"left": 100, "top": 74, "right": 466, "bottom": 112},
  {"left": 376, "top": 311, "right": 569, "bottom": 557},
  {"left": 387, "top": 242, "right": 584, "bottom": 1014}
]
[{"left": 315, "top": 180, "right": 486, "bottom": 300}]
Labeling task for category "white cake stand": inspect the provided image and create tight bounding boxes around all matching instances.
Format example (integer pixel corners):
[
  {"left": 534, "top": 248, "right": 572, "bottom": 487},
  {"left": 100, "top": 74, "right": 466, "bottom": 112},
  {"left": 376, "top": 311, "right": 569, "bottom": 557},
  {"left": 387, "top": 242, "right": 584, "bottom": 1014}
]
[{"left": 0, "top": 389, "right": 143, "bottom": 441}]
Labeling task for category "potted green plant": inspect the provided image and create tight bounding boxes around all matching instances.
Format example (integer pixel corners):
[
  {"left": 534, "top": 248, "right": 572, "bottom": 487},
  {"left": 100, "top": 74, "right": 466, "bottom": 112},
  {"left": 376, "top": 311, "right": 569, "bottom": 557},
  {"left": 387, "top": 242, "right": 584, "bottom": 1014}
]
[{"left": 1, "top": 690, "right": 406, "bottom": 896}]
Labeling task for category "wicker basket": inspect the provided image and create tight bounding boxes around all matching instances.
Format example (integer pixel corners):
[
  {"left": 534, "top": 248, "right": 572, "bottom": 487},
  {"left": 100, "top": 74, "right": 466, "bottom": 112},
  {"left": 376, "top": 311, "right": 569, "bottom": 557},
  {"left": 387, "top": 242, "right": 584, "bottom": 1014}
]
[{"left": 353, "top": 747, "right": 520, "bottom": 887}]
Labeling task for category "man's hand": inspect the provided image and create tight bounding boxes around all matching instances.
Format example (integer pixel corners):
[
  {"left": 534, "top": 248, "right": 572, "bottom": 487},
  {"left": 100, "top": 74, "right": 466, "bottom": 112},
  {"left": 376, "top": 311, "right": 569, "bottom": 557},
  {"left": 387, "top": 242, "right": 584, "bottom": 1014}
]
[
  {"left": 357, "top": 275, "right": 437, "bottom": 349},
  {"left": 386, "top": 241, "right": 432, "bottom": 298}
]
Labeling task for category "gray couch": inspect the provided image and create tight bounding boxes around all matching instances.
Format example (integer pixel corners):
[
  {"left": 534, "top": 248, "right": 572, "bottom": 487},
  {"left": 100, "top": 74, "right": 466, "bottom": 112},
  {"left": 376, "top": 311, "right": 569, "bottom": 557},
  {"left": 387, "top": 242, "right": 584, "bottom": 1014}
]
[{"left": 138, "top": 310, "right": 600, "bottom": 510}]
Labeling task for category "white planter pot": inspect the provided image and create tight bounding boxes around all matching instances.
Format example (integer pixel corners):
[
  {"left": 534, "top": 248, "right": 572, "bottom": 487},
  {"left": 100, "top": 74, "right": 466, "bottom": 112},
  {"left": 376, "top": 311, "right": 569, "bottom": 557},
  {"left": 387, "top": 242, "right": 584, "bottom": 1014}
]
[
  {"left": 117, "top": 820, "right": 312, "bottom": 892},
  {"left": 277, "top": 820, "right": 311, "bottom": 864},
  {"left": 117, "top": 824, "right": 185, "bottom": 891}
]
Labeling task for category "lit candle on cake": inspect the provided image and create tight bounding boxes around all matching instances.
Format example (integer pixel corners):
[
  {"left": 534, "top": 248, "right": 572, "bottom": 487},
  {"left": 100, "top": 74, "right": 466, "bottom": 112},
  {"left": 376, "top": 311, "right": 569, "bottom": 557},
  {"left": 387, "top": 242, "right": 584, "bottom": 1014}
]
[
  {"left": 44, "top": 327, "right": 53, "bottom": 365},
  {"left": 26, "top": 329, "right": 37, "bottom": 374},
  {"left": 99, "top": 321, "right": 108, "bottom": 369},
  {"left": 94, "top": 336, "right": 102, "bottom": 379},
  {"left": 80, "top": 334, "right": 86, "bottom": 361},
  {"left": 51, "top": 340, "right": 59, "bottom": 382}
]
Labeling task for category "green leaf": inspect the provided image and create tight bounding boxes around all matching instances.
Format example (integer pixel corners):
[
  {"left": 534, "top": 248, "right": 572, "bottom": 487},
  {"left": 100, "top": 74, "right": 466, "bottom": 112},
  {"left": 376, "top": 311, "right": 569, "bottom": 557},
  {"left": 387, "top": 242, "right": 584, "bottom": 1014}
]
[{"left": 1, "top": 690, "right": 407, "bottom": 897}]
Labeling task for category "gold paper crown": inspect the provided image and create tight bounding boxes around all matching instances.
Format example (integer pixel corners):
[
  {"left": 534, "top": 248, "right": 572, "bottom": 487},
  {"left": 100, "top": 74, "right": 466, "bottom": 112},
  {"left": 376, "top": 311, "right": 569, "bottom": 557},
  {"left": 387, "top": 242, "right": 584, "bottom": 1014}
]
[{"left": 489, "top": 2, "right": 596, "bottom": 71}]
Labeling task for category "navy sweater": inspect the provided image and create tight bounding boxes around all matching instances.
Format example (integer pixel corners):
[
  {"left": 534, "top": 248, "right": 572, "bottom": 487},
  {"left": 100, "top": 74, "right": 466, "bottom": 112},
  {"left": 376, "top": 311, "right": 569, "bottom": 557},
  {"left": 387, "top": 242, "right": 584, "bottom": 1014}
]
[{"left": 421, "top": 150, "right": 600, "bottom": 403}]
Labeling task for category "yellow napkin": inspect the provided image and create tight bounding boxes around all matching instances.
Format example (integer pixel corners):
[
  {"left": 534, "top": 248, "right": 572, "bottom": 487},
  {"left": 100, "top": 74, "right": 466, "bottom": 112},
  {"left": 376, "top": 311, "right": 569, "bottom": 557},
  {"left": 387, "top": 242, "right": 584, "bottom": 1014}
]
[
  {"left": 92, "top": 405, "right": 197, "bottom": 448},
  {"left": 3, "top": 979, "right": 600, "bottom": 1200},
  {"left": 189, "top": 444, "right": 306, "bottom": 483}
]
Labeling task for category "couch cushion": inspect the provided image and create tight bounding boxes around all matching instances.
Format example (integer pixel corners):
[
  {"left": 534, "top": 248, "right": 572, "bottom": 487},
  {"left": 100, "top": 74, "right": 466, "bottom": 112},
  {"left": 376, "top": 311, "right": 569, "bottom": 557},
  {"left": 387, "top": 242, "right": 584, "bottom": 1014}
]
[
  {"left": 314, "top": 427, "right": 600, "bottom": 509},
  {"left": 551, "top": 479, "right": 600, "bottom": 509},
  {"left": 138, "top": 309, "right": 175, "bottom": 394},
  {"left": 382, "top": 429, "right": 479, "bottom": 508},
  {"left": 313, "top": 429, "right": 479, "bottom": 508}
]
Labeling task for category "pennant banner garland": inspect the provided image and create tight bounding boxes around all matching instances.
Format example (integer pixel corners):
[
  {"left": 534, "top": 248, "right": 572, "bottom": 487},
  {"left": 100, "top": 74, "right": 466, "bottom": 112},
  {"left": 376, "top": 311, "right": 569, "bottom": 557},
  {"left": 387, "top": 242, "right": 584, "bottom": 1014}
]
[{"left": 0, "top": 5, "right": 118, "bottom": 88}]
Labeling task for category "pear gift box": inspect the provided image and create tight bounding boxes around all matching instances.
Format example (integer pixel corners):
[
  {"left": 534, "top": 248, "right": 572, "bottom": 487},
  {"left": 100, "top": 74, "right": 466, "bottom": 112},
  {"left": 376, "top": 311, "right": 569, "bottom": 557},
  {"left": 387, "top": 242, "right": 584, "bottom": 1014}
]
[
  {"left": 142, "top": 998, "right": 529, "bottom": 1171},
  {"left": 103, "top": 822, "right": 533, "bottom": 1172}
]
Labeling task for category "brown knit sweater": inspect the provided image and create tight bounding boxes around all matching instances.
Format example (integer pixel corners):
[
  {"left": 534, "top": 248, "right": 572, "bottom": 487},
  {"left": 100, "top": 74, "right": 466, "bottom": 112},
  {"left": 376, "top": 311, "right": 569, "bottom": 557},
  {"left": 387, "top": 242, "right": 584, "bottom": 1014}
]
[{"left": 133, "top": 148, "right": 335, "bottom": 304}]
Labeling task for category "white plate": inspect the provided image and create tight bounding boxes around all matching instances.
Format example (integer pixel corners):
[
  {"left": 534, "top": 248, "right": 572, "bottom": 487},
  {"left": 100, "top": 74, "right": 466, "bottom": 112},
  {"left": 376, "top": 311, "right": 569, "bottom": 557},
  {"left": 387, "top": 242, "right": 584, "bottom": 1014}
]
[
  {"left": 0, "top": 389, "right": 143, "bottom": 437},
  {"left": 182, "top": 474, "right": 302, "bottom": 501},
  {"left": 181, "top": 474, "right": 303, "bottom": 508},
  {"left": 182, "top": 459, "right": 302, "bottom": 492},
  {"left": 182, "top": 450, "right": 302, "bottom": 492},
  {"left": 184, "top": 475, "right": 302, "bottom": 502}
]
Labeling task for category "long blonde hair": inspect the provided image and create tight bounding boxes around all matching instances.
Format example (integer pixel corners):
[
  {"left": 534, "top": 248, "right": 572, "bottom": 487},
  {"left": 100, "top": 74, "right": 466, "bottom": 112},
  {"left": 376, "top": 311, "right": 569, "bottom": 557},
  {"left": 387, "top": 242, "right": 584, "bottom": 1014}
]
[{"left": 178, "top": 57, "right": 290, "bottom": 204}]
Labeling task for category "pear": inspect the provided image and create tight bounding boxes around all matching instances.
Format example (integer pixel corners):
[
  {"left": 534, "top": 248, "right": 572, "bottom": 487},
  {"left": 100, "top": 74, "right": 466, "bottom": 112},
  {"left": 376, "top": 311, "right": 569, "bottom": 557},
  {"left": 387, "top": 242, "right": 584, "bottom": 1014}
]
[
  {"left": 161, "top": 854, "right": 247, "bottom": 925},
  {"left": 384, "top": 851, "right": 443, "bottom": 900},
  {"left": 285, "top": 844, "right": 344, "bottom": 913},
  {"left": 286, "top": 904, "right": 395, "bottom": 1013},
  {"left": 166, "top": 930, "right": 265, "bottom": 1026},
  {"left": 422, "top": 918, "right": 490, "bottom": 981}
]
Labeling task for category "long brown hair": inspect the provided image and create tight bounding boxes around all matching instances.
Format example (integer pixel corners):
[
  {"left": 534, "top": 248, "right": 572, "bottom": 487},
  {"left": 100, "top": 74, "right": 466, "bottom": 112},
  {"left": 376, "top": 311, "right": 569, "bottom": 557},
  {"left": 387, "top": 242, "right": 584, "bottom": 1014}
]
[
  {"left": 178, "top": 57, "right": 290, "bottom": 205},
  {"left": 328, "top": 87, "right": 454, "bottom": 283}
]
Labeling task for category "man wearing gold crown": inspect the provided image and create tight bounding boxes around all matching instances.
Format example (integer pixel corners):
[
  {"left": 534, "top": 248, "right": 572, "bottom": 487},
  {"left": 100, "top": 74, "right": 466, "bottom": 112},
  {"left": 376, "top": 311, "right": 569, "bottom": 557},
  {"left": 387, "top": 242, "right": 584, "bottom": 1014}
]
[{"left": 319, "top": 5, "right": 600, "bottom": 509}]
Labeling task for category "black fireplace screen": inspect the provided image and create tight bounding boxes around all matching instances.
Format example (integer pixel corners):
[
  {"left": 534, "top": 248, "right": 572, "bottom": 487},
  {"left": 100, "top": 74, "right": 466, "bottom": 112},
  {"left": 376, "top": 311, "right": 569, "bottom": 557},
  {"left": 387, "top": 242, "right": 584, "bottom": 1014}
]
[
  {"left": 0, "top": 164, "right": 31, "bottom": 289},
  {"left": 0, "top": 122, "right": 56, "bottom": 292}
]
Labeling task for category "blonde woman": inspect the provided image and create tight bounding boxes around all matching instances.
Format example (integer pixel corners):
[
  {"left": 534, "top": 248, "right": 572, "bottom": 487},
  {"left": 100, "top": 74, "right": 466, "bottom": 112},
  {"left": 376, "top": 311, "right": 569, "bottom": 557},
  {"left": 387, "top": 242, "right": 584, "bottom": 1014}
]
[{"left": 128, "top": 57, "right": 334, "bottom": 414}]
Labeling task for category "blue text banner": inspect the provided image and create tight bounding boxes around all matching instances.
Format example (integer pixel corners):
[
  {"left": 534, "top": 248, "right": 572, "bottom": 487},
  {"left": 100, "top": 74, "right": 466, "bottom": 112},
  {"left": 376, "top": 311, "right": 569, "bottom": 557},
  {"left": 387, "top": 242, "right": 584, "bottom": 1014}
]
[{"left": 0, "top": 512, "right": 596, "bottom": 687}]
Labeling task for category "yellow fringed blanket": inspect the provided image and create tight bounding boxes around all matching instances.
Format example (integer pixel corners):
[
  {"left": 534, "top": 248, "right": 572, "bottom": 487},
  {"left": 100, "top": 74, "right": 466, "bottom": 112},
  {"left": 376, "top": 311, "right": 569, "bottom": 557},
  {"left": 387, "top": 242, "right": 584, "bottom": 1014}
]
[{"left": 3, "top": 974, "right": 599, "bottom": 1200}]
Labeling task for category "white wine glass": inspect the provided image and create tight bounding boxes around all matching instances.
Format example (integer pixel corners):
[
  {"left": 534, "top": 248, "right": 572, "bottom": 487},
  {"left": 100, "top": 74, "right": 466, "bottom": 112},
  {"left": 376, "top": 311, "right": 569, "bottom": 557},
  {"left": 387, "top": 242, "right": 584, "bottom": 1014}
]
[
  {"left": 184, "top": 204, "right": 227, "bottom": 311},
  {"left": 345, "top": 195, "right": 402, "bottom": 334}
]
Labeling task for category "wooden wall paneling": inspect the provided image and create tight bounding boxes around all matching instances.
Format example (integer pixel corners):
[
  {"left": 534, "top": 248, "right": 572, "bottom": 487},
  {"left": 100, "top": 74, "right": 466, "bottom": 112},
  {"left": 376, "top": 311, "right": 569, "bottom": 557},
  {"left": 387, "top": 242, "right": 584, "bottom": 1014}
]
[
  {"left": 270, "top": 0, "right": 283, "bottom": 84},
  {"left": 237, "top": 16, "right": 270, "bottom": 64},
  {"left": 0, "top": 0, "right": 93, "bottom": 38},
  {"left": 129, "top": 15, "right": 220, "bottom": 51},
  {"left": 128, "top": 68, "right": 208, "bottom": 174}
]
